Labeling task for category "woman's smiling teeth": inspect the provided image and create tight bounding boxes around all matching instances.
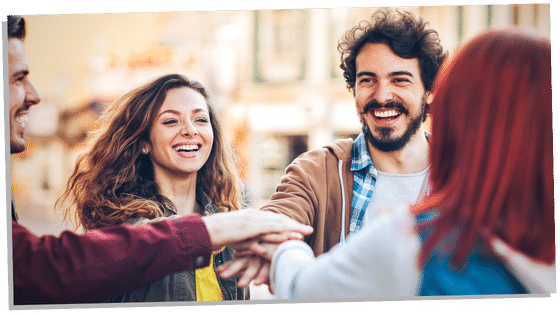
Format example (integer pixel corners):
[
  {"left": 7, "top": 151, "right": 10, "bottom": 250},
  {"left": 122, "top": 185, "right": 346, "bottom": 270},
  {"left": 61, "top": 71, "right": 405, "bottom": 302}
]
[
  {"left": 373, "top": 109, "right": 400, "bottom": 118},
  {"left": 174, "top": 144, "right": 200, "bottom": 152}
]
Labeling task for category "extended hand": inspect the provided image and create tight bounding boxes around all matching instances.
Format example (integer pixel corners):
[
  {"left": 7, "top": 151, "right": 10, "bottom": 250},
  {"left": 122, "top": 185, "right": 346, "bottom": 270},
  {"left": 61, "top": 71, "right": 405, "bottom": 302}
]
[
  {"left": 226, "top": 231, "right": 303, "bottom": 257},
  {"left": 216, "top": 255, "right": 272, "bottom": 289},
  {"left": 201, "top": 209, "right": 313, "bottom": 251},
  {"left": 216, "top": 243, "right": 280, "bottom": 290}
]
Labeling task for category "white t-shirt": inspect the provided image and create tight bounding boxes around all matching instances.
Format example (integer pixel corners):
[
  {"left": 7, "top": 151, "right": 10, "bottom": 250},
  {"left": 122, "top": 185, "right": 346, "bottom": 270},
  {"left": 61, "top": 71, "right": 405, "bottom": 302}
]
[{"left": 364, "top": 167, "right": 429, "bottom": 225}]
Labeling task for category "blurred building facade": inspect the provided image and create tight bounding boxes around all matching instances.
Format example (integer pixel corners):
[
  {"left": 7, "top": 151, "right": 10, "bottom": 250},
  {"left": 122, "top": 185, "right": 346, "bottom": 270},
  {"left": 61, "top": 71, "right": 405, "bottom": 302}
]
[{"left": 11, "top": 4, "right": 550, "bottom": 235}]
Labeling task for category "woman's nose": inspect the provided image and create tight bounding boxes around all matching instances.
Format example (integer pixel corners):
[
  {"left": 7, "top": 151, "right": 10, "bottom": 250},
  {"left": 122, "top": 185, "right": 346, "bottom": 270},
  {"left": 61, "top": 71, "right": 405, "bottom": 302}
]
[{"left": 181, "top": 121, "right": 198, "bottom": 136}]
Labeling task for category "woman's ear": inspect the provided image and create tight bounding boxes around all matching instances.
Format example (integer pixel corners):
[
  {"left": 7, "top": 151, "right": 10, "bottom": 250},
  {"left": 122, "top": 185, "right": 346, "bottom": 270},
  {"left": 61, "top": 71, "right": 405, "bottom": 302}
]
[{"left": 141, "top": 141, "right": 152, "bottom": 155}]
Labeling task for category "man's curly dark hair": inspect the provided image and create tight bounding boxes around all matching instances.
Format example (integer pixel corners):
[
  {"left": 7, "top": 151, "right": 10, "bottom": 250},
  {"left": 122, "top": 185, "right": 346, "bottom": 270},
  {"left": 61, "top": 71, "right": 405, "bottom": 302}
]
[{"left": 338, "top": 9, "right": 447, "bottom": 96}]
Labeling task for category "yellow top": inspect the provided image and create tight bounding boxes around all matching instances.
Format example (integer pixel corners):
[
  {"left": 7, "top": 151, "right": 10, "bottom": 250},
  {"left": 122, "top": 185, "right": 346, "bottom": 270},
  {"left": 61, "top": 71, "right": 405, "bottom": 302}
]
[{"left": 195, "top": 247, "right": 225, "bottom": 301}]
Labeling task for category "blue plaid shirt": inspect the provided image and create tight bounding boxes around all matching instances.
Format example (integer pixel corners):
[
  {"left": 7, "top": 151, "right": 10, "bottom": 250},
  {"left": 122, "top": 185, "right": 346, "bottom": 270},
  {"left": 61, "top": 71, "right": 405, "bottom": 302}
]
[{"left": 349, "top": 132, "right": 378, "bottom": 236}]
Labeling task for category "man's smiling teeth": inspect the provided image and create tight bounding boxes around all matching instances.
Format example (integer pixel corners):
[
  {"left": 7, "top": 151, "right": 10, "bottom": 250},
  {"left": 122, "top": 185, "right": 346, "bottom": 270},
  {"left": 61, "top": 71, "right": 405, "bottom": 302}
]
[
  {"left": 373, "top": 109, "right": 400, "bottom": 118},
  {"left": 15, "top": 113, "right": 29, "bottom": 126},
  {"left": 174, "top": 144, "right": 199, "bottom": 152}
]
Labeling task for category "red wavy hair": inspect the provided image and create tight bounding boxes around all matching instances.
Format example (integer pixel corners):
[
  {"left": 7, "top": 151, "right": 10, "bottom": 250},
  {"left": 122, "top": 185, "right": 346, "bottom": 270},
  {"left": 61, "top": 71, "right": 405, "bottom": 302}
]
[{"left": 411, "top": 29, "right": 554, "bottom": 266}]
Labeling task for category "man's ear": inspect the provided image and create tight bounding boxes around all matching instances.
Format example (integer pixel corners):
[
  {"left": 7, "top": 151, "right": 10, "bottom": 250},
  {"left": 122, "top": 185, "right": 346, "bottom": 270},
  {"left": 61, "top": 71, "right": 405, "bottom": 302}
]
[{"left": 425, "top": 92, "right": 434, "bottom": 104}]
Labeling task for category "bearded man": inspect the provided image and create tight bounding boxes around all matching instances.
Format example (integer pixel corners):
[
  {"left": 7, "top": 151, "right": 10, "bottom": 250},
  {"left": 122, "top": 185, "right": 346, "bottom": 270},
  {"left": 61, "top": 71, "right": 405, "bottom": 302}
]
[{"left": 260, "top": 9, "right": 447, "bottom": 255}]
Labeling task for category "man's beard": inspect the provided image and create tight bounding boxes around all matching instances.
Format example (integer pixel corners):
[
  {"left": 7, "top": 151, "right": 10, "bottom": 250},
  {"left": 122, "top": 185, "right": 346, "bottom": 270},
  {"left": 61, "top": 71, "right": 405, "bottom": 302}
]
[{"left": 360, "top": 99, "right": 426, "bottom": 152}]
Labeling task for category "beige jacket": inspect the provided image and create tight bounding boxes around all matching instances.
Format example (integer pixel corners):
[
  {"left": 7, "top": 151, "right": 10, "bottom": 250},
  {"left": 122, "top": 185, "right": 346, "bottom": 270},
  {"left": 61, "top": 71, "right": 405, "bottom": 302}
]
[
  {"left": 261, "top": 138, "right": 355, "bottom": 256},
  {"left": 261, "top": 137, "right": 431, "bottom": 257}
]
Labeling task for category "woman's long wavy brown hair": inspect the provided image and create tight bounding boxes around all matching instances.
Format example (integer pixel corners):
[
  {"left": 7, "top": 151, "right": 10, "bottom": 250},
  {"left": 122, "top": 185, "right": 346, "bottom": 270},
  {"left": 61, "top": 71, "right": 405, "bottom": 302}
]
[
  {"left": 411, "top": 29, "right": 554, "bottom": 266},
  {"left": 57, "top": 74, "right": 241, "bottom": 231}
]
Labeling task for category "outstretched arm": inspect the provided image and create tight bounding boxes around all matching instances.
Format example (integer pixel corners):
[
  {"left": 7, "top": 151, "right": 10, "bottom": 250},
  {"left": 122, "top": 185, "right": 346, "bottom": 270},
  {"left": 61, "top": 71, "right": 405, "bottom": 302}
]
[
  {"left": 217, "top": 205, "right": 421, "bottom": 299},
  {"left": 270, "top": 205, "right": 421, "bottom": 299},
  {"left": 12, "top": 209, "right": 312, "bottom": 305},
  {"left": 12, "top": 215, "right": 211, "bottom": 305}
]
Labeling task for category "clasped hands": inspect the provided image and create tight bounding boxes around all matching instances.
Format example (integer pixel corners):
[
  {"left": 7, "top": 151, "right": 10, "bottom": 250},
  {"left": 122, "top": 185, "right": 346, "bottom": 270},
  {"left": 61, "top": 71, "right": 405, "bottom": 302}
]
[
  {"left": 201, "top": 209, "right": 311, "bottom": 292},
  {"left": 216, "top": 235, "right": 281, "bottom": 291}
]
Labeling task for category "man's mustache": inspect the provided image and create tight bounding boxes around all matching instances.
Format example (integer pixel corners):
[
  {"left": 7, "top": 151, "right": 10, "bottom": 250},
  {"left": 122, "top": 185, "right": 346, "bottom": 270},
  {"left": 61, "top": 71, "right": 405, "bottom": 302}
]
[{"left": 361, "top": 100, "right": 408, "bottom": 115}]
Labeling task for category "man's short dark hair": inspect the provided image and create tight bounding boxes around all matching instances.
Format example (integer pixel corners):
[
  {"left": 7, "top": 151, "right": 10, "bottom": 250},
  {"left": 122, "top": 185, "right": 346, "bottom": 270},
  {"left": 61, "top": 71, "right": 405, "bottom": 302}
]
[
  {"left": 8, "top": 15, "right": 26, "bottom": 40},
  {"left": 338, "top": 9, "right": 447, "bottom": 94}
]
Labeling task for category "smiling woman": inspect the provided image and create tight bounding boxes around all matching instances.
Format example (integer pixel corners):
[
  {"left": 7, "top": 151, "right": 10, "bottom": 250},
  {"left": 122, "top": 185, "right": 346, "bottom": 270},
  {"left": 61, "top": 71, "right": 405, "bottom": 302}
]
[
  {"left": 147, "top": 87, "right": 215, "bottom": 216},
  {"left": 56, "top": 73, "right": 247, "bottom": 302}
]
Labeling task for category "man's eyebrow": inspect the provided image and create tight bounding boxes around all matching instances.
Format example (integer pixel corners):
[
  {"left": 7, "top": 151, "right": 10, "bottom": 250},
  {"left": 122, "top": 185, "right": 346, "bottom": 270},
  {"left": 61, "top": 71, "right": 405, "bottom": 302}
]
[
  {"left": 11, "top": 69, "right": 29, "bottom": 78},
  {"left": 356, "top": 70, "right": 415, "bottom": 78},
  {"left": 389, "top": 70, "right": 414, "bottom": 77},
  {"left": 357, "top": 71, "right": 376, "bottom": 78}
]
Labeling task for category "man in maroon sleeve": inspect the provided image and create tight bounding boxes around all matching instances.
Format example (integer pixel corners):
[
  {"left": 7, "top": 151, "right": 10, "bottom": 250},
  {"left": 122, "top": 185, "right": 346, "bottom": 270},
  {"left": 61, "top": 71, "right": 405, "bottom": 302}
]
[{"left": 6, "top": 15, "right": 312, "bottom": 306}]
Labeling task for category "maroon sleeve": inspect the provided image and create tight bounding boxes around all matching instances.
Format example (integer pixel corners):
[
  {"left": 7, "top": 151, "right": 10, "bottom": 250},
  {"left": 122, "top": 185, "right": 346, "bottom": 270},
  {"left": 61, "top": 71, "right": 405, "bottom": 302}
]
[{"left": 11, "top": 214, "right": 212, "bottom": 305}]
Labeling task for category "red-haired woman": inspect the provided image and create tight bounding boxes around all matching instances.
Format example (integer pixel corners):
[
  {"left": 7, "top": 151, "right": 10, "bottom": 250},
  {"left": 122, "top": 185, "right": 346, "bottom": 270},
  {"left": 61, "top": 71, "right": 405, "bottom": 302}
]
[
  {"left": 220, "top": 29, "right": 555, "bottom": 298},
  {"left": 411, "top": 28, "right": 554, "bottom": 295}
]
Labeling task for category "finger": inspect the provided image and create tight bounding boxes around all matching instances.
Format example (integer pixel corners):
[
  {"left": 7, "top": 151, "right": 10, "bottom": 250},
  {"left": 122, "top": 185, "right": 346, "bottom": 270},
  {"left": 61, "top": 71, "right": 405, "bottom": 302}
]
[
  {"left": 260, "top": 242, "right": 280, "bottom": 261},
  {"left": 233, "top": 247, "right": 269, "bottom": 258},
  {"left": 257, "top": 233, "right": 285, "bottom": 243},
  {"left": 232, "top": 244, "right": 267, "bottom": 258},
  {"left": 267, "top": 279, "right": 274, "bottom": 295},
  {"left": 227, "top": 237, "right": 260, "bottom": 252},
  {"left": 216, "top": 257, "right": 249, "bottom": 279},
  {"left": 233, "top": 250, "right": 253, "bottom": 257},
  {"left": 259, "top": 246, "right": 276, "bottom": 261},
  {"left": 252, "top": 212, "right": 314, "bottom": 236},
  {"left": 286, "top": 231, "right": 305, "bottom": 240},
  {"left": 280, "top": 219, "right": 314, "bottom": 235},
  {"left": 252, "top": 261, "right": 271, "bottom": 286},
  {"left": 274, "top": 218, "right": 314, "bottom": 236},
  {"left": 215, "top": 259, "right": 236, "bottom": 276},
  {"left": 259, "top": 232, "right": 304, "bottom": 243},
  {"left": 247, "top": 241, "right": 268, "bottom": 256},
  {"left": 229, "top": 241, "right": 252, "bottom": 252},
  {"left": 236, "top": 243, "right": 278, "bottom": 260},
  {"left": 237, "top": 258, "right": 262, "bottom": 288}
]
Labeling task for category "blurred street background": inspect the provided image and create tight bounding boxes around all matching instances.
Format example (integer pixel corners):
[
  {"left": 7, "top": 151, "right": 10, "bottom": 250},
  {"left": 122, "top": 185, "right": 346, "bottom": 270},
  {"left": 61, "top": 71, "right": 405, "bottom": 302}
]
[{"left": 7, "top": 4, "right": 550, "bottom": 242}]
